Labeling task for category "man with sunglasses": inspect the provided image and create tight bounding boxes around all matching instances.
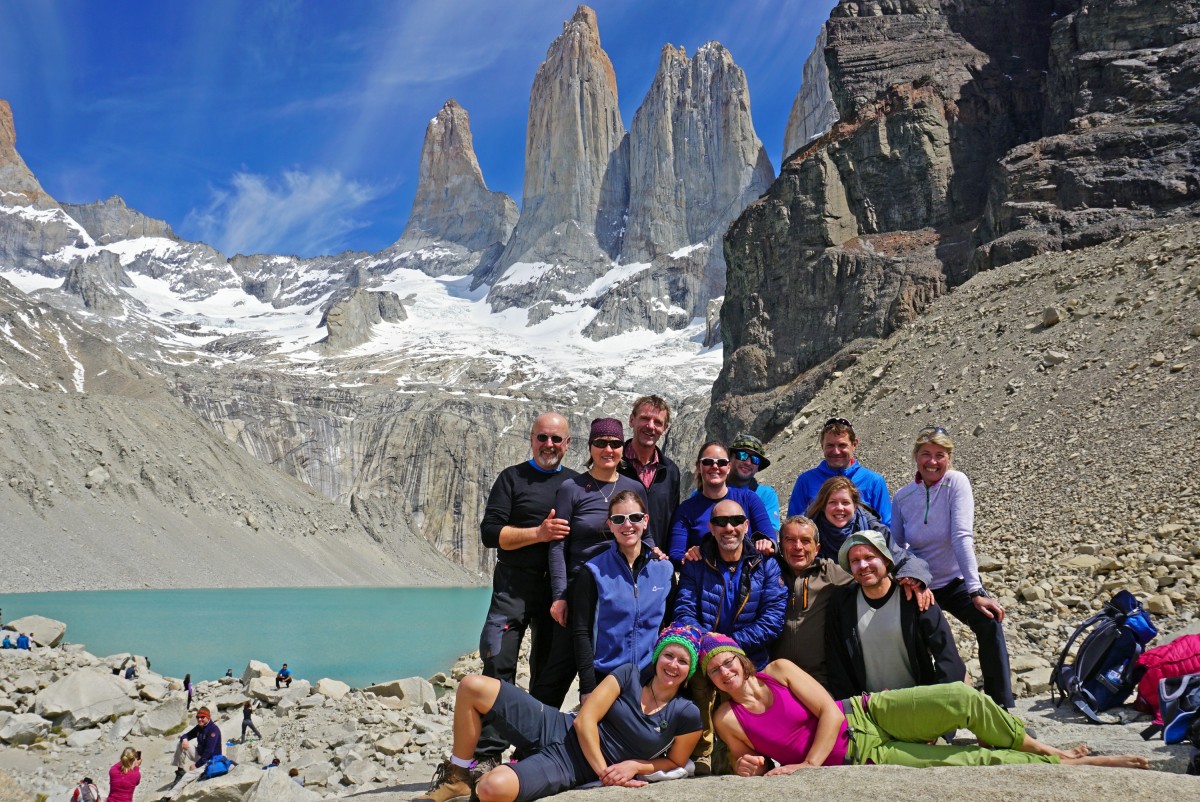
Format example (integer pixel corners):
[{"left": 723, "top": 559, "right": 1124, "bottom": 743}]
[
  {"left": 672, "top": 499, "right": 786, "bottom": 773},
  {"left": 475, "top": 412, "right": 576, "bottom": 771},
  {"left": 727, "top": 433, "right": 780, "bottom": 531},
  {"left": 786, "top": 416, "right": 893, "bottom": 526},
  {"left": 617, "top": 395, "right": 681, "bottom": 551},
  {"left": 160, "top": 707, "right": 222, "bottom": 800}
]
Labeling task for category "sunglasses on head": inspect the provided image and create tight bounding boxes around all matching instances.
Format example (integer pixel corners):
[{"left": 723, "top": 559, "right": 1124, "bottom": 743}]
[
  {"left": 823, "top": 416, "right": 853, "bottom": 429},
  {"left": 710, "top": 514, "right": 746, "bottom": 528},
  {"left": 608, "top": 512, "right": 647, "bottom": 525},
  {"left": 535, "top": 433, "right": 565, "bottom": 444},
  {"left": 920, "top": 426, "right": 949, "bottom": 436},
  {"left": 700, "top": 457, "right": 730, "bottom": 468},
  {"left": 731, "top": 450, "right": 762, "bottom": 465},
  {"left": 591, "top": 438, "right": 624, "bottom": 450}
]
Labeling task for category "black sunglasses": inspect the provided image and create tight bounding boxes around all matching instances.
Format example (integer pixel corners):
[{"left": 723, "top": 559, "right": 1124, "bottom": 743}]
[
  {"left": 591, "top": 438, "right": 624, "bottom": 450},
  {"left": 731, "top": 450, "right": 762, "bottom": 465},
  {"left": 535, "top": 433, "right": 565, "bottom": 444},
  {"left": 608, "top": 512, "right": 647, "bottom": 525},
  {"left": 700, "top": 457, "right": 730, "bottom": 467},
  {"left": 823, "top": 416, "right": 853, "bottom": 429},
  {"left": 710, "top": 514, "right": 746, "bottom": 528}
]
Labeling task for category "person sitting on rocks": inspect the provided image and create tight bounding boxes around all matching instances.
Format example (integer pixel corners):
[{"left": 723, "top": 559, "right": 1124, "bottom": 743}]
[
  {"left": 702, "top": 633, "right": 1150, "bottom": 775},
  {"left": 825, "top": 531, "right": 963, "bottom": 699},
  {"left": 16, "top": 632, "right": 30, "bottom": 650},
  {"left": 160, "top": 707, "right": 222, "bottom": 801},
  {"left": 417, "top": 626, "right": 703, "bottom": 802},
  {"left": 1, "top": 634, "right": 12, "bottom": 649},
  {"left": 275, "top": 663, "right": 292, "bottom": 688}
]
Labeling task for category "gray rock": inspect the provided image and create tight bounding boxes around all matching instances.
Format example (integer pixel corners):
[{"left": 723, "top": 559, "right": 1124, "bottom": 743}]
[
  {"left": 374, "top": 732, "right": 411, "bottom": 756},
  {"left": 34, "top": 668, "right": 136, "bottom": 727},
  {"left": 314, "top": 678, "right": 350, "bottom": 701},
  {"left": 784, "top": 24, "right": 838, "bottom": 155},
  {"left": 0, "top": 712, "right": 49, "bottom": 745},
  {"left": 7, "top": 615, "right": 66, "bottom": 647},
  {"left": 318, "top": 288, "right": 407, "bottom": 352},
  {"left": 243, "top": 768, "right": 322, "bottom": 801},
  {"left": 364, "top": 677, "right": 436, "bottom": 710},
  {"left": 1042, "top": 306, "right": 1064, "bottom": 327},
  {"left": 65, "top": 728, "right": 103, "bottom": 748},
  {"left": 134, "top": 695, "right": 186, "bottom": 736}
]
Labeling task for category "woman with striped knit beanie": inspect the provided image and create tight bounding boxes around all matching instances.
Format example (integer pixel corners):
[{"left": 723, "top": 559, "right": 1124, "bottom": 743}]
[{"left": 698, "top": 635, "right": 1149, "bottom": 776}]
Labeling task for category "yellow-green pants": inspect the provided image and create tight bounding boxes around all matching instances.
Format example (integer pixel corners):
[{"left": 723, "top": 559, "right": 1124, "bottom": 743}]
[{"left": 843, "top": 682, "right": 1060, "bottom": 768}]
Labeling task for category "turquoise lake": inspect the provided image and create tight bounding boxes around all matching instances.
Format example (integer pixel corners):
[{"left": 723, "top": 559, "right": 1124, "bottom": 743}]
[{"left": 0, "top": 587, "right": 490, "bottom": 689}]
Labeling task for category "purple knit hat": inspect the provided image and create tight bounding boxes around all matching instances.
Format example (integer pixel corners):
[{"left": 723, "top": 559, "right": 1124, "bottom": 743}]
[
  {"left": 589, "top": 417, "right": 624, "bottom": 443},
  {"left": 652, "top": 624, "right": 702, "bottom": 679},
  {"left": 698, "top": 632, "right": 746, "bottom": 675}
]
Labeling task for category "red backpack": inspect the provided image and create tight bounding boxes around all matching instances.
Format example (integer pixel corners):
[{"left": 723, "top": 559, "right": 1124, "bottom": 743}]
[{"left": 1134, "top": 634, "right": 1200, "bottom": 729}]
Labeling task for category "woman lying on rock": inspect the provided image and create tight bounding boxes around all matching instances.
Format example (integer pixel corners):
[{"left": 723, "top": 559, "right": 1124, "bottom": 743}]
[
  {"left": 418, "top": 625, "right": 703, "bottom": 802},
  {"left": 699, "top": 633, "right": 1149, "bottom": 774}
]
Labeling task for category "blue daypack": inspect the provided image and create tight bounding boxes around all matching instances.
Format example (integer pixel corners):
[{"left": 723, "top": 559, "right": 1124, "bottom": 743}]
[
  {"left": 202, "top": 754, "right": 234, "bottom": 779},
  {"left": 1051, "top": 590, "right": 1157, "bottom": 723}
]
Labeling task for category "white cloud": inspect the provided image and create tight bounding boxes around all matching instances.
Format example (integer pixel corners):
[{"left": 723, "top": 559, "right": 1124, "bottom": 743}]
[{"left": 184, "top": 169, "right": 382, "bottom": 257}]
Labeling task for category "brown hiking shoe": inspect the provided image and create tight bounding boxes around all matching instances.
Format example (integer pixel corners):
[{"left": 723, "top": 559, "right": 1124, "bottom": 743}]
[{"left": 415, "top": 759, "right": 474, "bottom": 802}]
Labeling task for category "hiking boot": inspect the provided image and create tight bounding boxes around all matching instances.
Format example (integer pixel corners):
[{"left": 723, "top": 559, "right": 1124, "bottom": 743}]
[
  {"left": 415, "top": 759, "right": 474, "bottom": 802},
  {"left": 470, "top": 755, "right": 501, "bottom": 782}
]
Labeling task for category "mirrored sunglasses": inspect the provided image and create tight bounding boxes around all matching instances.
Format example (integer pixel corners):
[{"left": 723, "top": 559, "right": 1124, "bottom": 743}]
[
  {"left": 608, "top": 512, "right": 647, "bottom": 525},
  {"left": 731, "top": 450, "right": 761, "bottom": 465}
]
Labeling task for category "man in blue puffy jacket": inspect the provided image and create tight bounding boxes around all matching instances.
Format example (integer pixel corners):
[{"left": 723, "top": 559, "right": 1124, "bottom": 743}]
[{"left": 673, "top": 499, "right": 787, "bottom": 773}]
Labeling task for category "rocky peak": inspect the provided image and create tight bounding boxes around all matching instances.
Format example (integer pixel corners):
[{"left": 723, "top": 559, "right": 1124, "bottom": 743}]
[
  {"left": 621, "top": 41, "right": 773, "bottom": 265},
  {"left": 391, "top": 99, "right": 517, "bottom": 275},
  {"left": 783, "top": 25, "right": 838, "bottom": 156},
  {"left": 0, "top": 98, "right": 54, "bottom": 208},
  {"left": 483, "top": 4, "right": 628, "bottom": 310},
  {"left": 61, "top": 195, "right": 176, "bottom": 244}
]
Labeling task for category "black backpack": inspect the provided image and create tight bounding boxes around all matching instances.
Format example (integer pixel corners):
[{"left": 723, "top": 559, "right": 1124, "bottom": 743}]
[
  {"left": 1187, "top": 710, "right": 1199, "bottom": 776},
  {"left": 1051, "top": 590, "right": 1157, "bottom": 723}
]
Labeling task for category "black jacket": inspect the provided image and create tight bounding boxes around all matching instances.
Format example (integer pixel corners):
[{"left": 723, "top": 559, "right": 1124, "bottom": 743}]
[
  {"left": 825, "top": 582, "right": 965, "bottom": 700},
  {"left": 617, "top": 444, "right": 680, "bottom": 552}
]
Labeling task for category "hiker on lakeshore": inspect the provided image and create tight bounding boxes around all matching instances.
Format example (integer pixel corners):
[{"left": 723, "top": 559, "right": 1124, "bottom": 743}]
[
  {"left": 417, "top": 626, "right": 703, "bottom": 802},
  {"left": 891, "top": 427, "right": 1014, "bottom": 708},
  {"left": 787, "top": 417, "right": 892, "bottom": 526},
  {"left": 1, "top": 634, "right": 12, "bottom": 649},
  {"left": 70, "top": 776, "right": 99, "bottom": 802},
  {"left": 107, "top": 747, "right": 141, "bottom": 802},
  {"left": 161, "top": 706, "right": 222, "bottom": 800},
  {"left": 727, "top": 433, "right": 781, "bottom": 530},
  {"left": 241, "top": 701, "right": 263, "bottom": 742},
  {"left": 571, "top": 491, "right": 674, "bottom": 700},
  {"left": 617, "top": 395, "right": 681, "bottom": 551},
  {"left": 702, "top": 633, "right": 1150, "bottom": 775},
  {"left": 16, "top": 632, "right": 30, "bottom": 650},
  {"left": 275, "top": 663, "right": 292, "bottom": 688},
  {"left": 825, "top": 531, "right": 964, "bottom": 699},
  {"left": 772, "top": 516, "right": 934, "bottom": 688},
  {"left": 544, "top": 418, "right": 650, "bottom": 707},
  {"left": 224, "top": 668, "right": 233, "bottom": 678},
  {"left": 476, "top": 411, "right": 576, "bottom": 771},
  {"left": 672, "top": 498, "right": 787, "bottom": 774},
  {"left": 183, "top": 673, "right": 192, "bottom": 709},
  {"left": 669, "top": 441, "right": 777, "bottom": 564}
]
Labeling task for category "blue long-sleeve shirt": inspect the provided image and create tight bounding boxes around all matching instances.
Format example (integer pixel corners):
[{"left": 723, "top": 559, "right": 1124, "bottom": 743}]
[
  {"left": 669, "top": 486, "right": 776, "bottom": 563},
  {"left": 787, "top": 460, "right": 892, "bottom": 526}
]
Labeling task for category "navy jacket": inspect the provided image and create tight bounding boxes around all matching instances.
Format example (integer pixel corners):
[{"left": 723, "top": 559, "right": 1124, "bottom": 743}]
[
  {"left": 674, "top": 535, "right": 787, "bottom": 669},
  {"left": 617, "top": 443, "right": 681, "bottom": 552},
  {"left": 181, "top": 720, "right": 223, "bottom": 766}
]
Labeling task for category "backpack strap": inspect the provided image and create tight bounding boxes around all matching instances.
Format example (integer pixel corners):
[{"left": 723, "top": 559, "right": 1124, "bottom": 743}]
[
  {"left": 1141, "top": 723, "right": 1163, "bottom": 741},
  {"left": 1052, "top": 611, "right": 1106, "bottom": 706}
]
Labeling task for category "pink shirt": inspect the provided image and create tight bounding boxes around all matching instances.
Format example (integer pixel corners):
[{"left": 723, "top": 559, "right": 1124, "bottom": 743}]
[
  {"left": 107, "top": 764, "right": 140, "bottom": 802},
  {"left": 731, "top": 672, "right": 850, "bottom": 766}
]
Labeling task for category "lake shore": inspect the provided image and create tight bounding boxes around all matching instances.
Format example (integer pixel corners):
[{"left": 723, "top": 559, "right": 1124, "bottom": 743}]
[{"left": 2, "top": 612, "right": 1197, "bottom": 801}]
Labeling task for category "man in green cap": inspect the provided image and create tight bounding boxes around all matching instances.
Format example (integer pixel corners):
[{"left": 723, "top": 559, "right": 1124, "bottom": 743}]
[{"left": 728, "top": 433, "right": 780, "bottom": 530}]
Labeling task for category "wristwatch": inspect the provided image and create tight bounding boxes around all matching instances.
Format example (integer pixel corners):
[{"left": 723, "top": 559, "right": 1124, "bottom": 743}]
[{"left": 969, "top": 588, "right": 990, "bottom": 599}]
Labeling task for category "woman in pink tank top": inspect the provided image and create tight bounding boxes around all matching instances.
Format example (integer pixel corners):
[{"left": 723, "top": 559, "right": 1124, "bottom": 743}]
[{"left": 697, "top": 633, "right": 1150, "bottom": 774}]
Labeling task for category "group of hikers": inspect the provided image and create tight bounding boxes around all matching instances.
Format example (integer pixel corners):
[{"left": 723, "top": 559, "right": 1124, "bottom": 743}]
[{"left": 419, "top": 397, "right": 1150, "bottom": 802}]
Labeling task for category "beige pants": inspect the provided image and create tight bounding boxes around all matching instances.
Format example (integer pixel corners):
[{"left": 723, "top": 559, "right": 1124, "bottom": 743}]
[{"left": 166, "top": 740, "right": 205, "bottom": 799}]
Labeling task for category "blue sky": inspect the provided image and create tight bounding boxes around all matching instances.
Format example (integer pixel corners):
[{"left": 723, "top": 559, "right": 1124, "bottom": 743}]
[{"left": 0, "top": 1, "right": 831, "bottom": 258}]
